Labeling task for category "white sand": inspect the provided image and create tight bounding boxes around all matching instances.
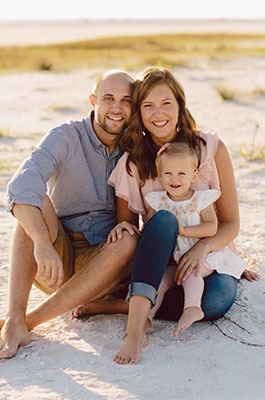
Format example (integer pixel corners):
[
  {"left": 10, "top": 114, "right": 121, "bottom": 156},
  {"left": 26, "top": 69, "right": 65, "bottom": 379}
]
[{"left": 0, "top": 25, "right": 265, "bottom": 399}]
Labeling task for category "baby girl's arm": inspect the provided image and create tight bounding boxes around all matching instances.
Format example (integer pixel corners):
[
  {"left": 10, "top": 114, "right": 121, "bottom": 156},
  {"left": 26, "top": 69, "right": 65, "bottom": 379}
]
[
  {"left": 179, "top": 204, "right": 218, "bottom": 238},
  {"left": 145, "top": 207, "right": 156, "bottom": 223}
]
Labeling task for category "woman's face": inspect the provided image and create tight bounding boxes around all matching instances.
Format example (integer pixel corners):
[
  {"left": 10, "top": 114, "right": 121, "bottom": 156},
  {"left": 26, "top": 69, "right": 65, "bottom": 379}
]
[{"left": 140, "top": 83, "right": 179, "bottom": 147}]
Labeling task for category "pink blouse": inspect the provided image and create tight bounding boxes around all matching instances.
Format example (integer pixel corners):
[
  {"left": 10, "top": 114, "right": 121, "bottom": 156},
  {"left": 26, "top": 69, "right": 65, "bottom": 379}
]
[{"left": 108, "top": 130, "right": 220, "bottom": 218}]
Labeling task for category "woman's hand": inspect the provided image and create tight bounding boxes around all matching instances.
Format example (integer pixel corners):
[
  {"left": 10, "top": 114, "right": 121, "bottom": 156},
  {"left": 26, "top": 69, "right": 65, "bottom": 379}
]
[
  {"left": 107, "top": 221, "right": 141, "bottom": 244},
  {"left": 174, "top": 241, "right": 209, "bottom": 285},
  {"left": 241, "top": 269, "right": 260, "bottom": 282}
]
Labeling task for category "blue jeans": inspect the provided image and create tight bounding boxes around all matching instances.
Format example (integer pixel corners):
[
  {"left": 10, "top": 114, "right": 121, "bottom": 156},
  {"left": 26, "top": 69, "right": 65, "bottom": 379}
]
[{"left": 127, "top": 210, "right": 238, "bottom": 322}]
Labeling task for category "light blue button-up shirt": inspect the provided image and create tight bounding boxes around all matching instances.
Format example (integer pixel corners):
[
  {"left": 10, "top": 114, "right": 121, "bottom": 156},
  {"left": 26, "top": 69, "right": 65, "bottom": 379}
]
[{"left": 7, "top": 112, "right": 122, "bottom": 244}]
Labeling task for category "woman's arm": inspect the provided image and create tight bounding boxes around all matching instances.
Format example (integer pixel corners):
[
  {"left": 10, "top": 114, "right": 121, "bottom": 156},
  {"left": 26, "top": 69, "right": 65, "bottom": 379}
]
[
  {"left": 179, "top": 204, "right": 218, "bottom": 238},
  {"left": 199, "top": 139, "right": 239, "bottom": 251}
]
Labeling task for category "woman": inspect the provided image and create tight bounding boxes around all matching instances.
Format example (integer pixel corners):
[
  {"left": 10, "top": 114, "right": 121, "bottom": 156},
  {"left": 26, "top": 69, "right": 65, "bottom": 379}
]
[{"left": 104, "top": 66, "right": 258, "bottom": 365}]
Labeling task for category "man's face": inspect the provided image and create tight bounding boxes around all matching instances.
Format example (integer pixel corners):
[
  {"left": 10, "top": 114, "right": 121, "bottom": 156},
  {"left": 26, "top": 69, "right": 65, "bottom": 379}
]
[{"left": 91, "top": 73, "right": 133, "bottom": 136}]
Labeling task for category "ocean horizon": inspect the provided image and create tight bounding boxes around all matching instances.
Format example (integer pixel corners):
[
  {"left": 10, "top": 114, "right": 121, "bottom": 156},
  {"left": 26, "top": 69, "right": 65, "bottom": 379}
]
[{"left": 1, "top": 18, "right": 265, "bottom": 46}]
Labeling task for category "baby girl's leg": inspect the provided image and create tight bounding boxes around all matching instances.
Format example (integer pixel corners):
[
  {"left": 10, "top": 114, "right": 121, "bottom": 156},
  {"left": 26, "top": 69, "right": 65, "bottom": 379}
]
[
  {"left": 148, "top": 264, "right": 176, "bottom": 333},
  {"left": 173, "top": 266, "right": 212, "bottom": 335}
]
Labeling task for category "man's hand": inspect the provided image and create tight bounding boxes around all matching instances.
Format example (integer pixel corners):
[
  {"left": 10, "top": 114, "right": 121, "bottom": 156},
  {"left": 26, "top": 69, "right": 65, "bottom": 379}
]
[
  {"left": 107, "top": 221, "right": 141, "bottom": 244},
  {"left": 33, "top": 242, "right": 64, "bottom": 290}
]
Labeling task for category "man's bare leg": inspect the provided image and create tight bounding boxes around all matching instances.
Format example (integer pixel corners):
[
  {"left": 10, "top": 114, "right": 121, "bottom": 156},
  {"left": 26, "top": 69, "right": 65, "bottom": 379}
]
[
  {"left": 72, "top": 297, "right": 129, "bottom": 318},
  {"left": 0, "top": 198, "right": 138, "bottom": 359},
  {"left": 113, "top": 295, "right": 151, "bottom": 365},
  {"left": 0, "top": 197, "right": 59, "bottom": 359},
  {"left": 26, "top": 234, "right": 136, "bottom": 331}
]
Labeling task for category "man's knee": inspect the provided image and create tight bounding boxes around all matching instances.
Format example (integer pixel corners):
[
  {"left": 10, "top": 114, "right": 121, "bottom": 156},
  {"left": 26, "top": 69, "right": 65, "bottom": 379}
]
[{"left": 105, "top": 231, "right": 139, "bottom": 259}]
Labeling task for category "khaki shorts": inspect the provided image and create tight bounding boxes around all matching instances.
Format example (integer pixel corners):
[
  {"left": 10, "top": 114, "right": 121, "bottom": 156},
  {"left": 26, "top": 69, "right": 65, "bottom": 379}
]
[
  {"left": 34, "top": 220, "right": 130, "bottom": 298},
  {"left": 34, "top": 220, "right": 106, "bottom": 295}
]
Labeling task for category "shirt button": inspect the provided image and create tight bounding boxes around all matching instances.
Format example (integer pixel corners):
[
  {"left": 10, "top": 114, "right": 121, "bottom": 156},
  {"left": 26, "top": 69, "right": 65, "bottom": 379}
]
[{"left": 88, "top": 216, "right": 92, "bottom": 220}]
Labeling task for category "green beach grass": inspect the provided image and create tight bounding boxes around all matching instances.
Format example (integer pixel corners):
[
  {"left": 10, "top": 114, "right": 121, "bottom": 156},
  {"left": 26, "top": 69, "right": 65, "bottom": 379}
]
[{"left": 1, "top": 33, "right": 265, "bottom": 73}]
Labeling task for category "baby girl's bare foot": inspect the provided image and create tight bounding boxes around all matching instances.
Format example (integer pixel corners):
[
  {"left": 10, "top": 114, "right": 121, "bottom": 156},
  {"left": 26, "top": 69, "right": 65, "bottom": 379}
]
[
  {"left": 113, "top": 332, "right": 149, "bottom": 365},
  {"left": 173, "top": 306, "right": 204, "bottom": 335},
  {"left": 0, "top": 315, "right": 31, "bottom": 359}
]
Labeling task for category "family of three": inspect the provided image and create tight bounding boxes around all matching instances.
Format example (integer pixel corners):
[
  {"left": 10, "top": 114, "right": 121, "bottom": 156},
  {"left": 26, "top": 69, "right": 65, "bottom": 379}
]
[{"left": 0, "top": 66, "right": 259, "bottom": 364}]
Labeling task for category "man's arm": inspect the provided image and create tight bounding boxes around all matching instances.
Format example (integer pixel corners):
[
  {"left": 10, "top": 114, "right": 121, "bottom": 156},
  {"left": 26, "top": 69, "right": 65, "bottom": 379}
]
[{"left": 13, "top": 202, "right": 64, "bottom": 290}]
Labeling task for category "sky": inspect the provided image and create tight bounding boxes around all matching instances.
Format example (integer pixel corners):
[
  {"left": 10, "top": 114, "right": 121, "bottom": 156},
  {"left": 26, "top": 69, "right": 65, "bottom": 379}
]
[{"left": 1, "top": 0, "right": 265, "bottom": 20}]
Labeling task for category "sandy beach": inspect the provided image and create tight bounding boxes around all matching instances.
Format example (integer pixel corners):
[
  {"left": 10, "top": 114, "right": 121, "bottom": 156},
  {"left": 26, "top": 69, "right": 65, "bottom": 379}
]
[{"left": 0, "top": 20, "right": 265, "bottom": 400}]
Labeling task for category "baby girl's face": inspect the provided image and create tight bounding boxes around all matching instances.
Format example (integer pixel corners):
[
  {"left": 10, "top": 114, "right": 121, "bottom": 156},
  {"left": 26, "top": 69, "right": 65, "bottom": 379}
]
[{"left": 159, "top": 154, "right": 198, "bottom": 201}]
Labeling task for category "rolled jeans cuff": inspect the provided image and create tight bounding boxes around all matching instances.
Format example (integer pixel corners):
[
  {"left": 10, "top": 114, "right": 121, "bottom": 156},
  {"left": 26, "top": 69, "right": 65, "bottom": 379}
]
[{"left": 126, "top": 282, "right": 157, "bottom": 306}]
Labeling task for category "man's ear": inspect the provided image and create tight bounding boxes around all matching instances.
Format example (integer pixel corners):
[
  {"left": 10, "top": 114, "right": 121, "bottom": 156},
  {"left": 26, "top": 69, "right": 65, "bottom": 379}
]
[
  {"left": 191, "top": 169, "right": 199, "bottom": 183},
  {"left": 89, "top": 94, "right": 96, "bottom": 109}
]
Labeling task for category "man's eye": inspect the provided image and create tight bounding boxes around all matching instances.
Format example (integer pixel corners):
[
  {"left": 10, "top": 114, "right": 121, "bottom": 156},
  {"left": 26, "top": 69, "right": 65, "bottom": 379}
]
[
  {"left": 104, "top": 97, "right": 113, "bottom": 102},
  {"left": 123, "top": 98, "right": 132, "bottom": 104}
]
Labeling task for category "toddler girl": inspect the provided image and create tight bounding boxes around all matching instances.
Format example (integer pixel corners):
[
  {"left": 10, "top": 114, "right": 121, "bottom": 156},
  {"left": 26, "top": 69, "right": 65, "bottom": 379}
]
[{"left": 145, "top": 142, "right": 247, "bottom": 334}]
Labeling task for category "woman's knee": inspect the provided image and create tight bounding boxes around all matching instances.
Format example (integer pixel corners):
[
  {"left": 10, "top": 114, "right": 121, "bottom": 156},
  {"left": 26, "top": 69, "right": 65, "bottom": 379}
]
[
  {"left": 202, "top": 273, "right": 238, "bottom": 321},
  {"left": 145, "top": 210, "right": 179, "bottom": 241}
]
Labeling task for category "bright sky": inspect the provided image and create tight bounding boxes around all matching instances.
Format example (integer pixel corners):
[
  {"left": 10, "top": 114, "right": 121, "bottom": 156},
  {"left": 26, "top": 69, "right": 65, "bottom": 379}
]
[{"left": 1, "top": 0, "right": 265, "bottom": 20}]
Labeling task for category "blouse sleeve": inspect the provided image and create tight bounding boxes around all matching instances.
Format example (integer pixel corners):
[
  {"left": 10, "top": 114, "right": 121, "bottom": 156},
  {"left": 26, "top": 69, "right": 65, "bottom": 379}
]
[
  {"left": 144, "top": 191, "right": 160, "bottom": 211},
  {"left": 196, "top": 189, "right": 221, "bottom": 212},
  {"left": 108, "top": 152, "right": 146, "bottom": 215}
]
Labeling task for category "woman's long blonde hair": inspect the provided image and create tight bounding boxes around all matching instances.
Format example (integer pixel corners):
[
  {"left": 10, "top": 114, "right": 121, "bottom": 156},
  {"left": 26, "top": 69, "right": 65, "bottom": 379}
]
[{"left": 122, "top": 66, "right": 205, "bottom": 182}]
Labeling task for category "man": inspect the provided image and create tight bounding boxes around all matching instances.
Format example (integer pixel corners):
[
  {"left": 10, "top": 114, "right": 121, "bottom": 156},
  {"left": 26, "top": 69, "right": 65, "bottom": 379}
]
[{"left": 0, "top": 70, "right": 139, "bottom": 359}]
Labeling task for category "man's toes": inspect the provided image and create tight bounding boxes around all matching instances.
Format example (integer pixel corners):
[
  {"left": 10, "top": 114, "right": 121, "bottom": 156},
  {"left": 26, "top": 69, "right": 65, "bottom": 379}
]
[{"left": 0, "top": 346, "right": 17, "bottom": 359}]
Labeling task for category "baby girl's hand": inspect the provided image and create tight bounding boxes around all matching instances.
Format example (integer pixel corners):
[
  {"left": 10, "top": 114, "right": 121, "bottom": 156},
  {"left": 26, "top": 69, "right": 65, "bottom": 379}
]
[{"left": 176, "top": 216, "right": 184, "bottom": 236}]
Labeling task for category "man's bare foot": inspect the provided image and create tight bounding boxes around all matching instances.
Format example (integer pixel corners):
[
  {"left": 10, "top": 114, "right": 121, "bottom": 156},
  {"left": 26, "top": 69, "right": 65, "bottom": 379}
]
[
  {"left": 173, "top": 306, "right": 204, "bottom": 335},
  {"left": 113, "top": 332, "right": 149, "bottom": 365},
  {"left": 0, "top": 315, "right": 31, "bottom": 359},
  {"left": 72, "top": 298, "right": 128, "bottom": 318}
]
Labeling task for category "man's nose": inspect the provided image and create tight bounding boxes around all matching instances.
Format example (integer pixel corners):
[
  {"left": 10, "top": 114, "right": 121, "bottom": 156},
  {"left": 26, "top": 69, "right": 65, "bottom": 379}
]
[{"left": 110, "top": 100, "right": 123, "bottom": 111}]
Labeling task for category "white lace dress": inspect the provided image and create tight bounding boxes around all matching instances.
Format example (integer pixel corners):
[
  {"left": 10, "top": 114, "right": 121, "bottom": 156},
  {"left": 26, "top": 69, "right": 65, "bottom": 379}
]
[{"left": 145, "top": 189, "right": 247, "bottom": 279}]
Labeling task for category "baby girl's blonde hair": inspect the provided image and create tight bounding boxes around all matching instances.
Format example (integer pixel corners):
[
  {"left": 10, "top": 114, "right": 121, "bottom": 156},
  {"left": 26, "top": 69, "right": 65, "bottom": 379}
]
[{"left": 156, "top": 142, "right": 199, "bottom": 175}]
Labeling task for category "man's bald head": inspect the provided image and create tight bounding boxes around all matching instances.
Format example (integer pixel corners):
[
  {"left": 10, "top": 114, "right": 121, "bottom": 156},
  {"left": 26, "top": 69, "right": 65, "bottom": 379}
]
[{"left": 93, "top": 70, "right": 134, "bottom": 97}]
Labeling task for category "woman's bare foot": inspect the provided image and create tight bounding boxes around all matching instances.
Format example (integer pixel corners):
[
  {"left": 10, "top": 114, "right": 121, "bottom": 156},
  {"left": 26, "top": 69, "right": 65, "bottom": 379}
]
[
  {"left": 0, "top": 315, "right": 31, "bottom": 359},
  {"left": 72, "top": 298, "right": 128, "bottom": 318},
  {"left": 146, "top": 317, "right": 153, "bottom": 334},
  {"left": 173, "top": 306, "right": 204, "bottom": 335},
  {"left": 124, "top": 317, "right": 153, "bottom": 337},
  {"left": 113, "top": 331, "right": 149, "bottom": 365}
]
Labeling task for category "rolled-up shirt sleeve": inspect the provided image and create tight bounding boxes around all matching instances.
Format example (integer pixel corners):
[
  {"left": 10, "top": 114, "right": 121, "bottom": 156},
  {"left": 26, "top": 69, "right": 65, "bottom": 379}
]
[{"left": 7, "top": 127, "right": 70, "bottom": 214}]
